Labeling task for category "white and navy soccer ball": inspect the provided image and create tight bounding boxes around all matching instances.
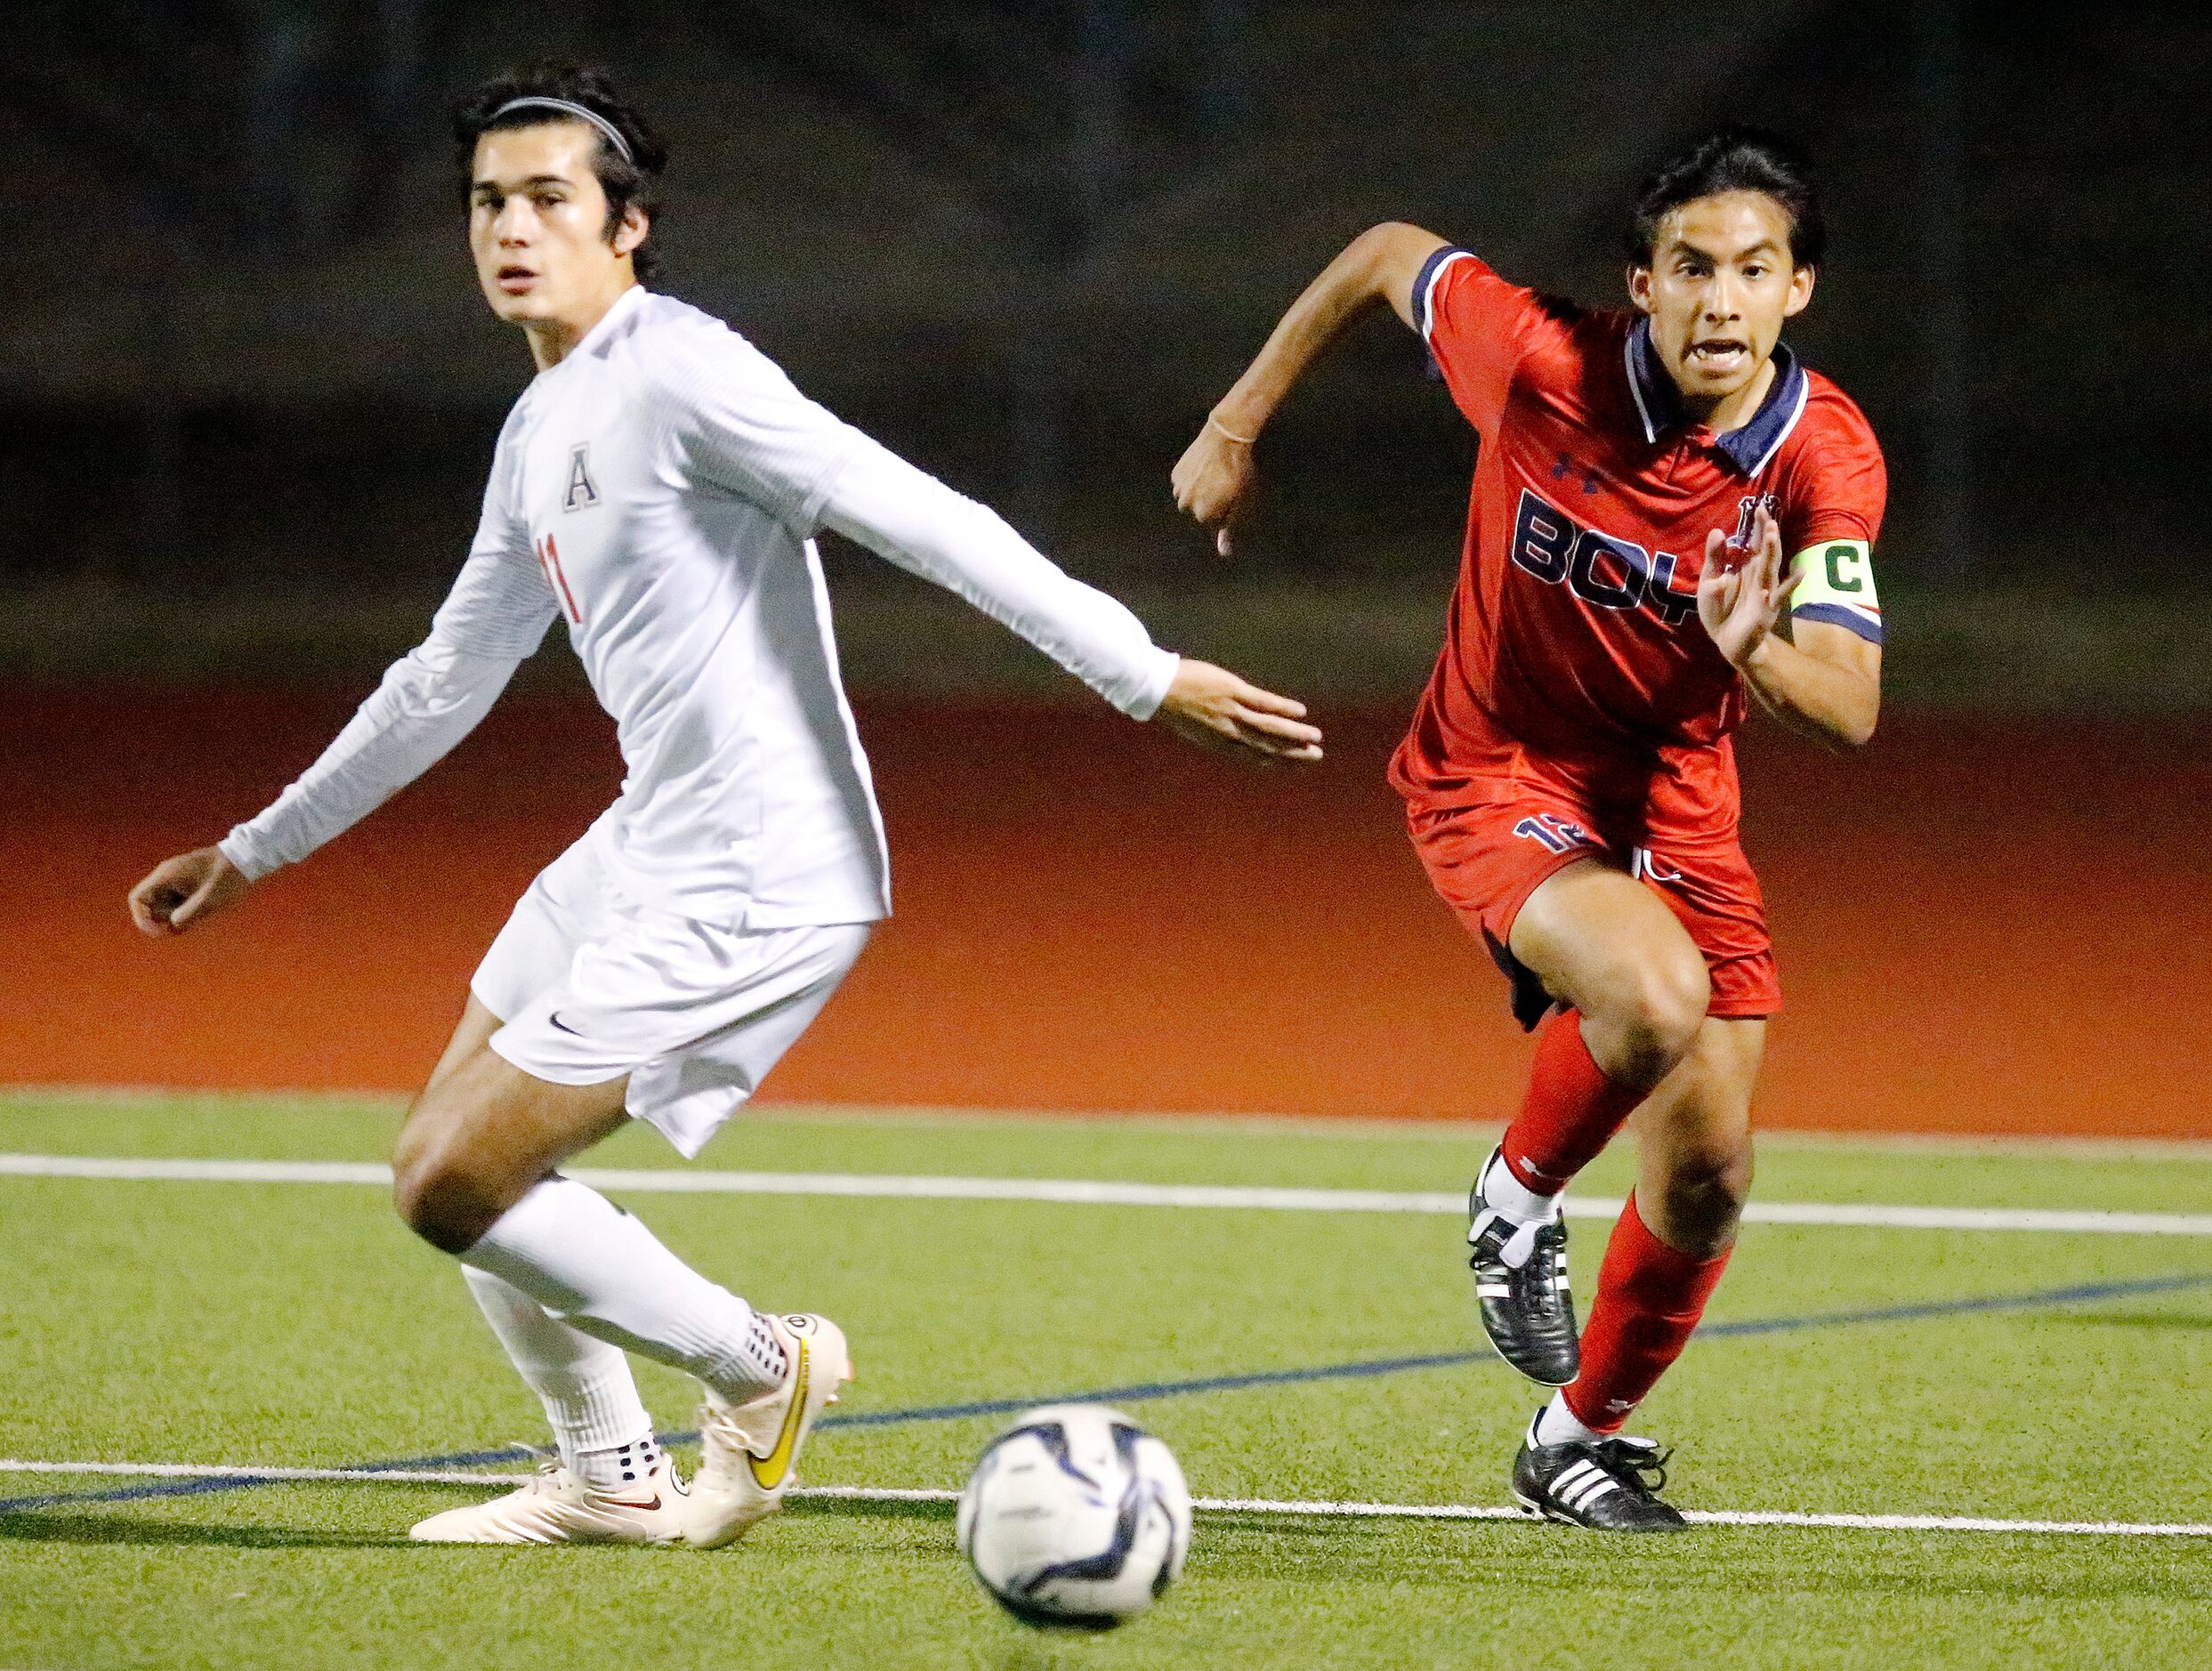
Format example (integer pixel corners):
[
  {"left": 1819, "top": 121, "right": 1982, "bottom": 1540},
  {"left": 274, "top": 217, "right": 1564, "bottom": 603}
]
[{"left": 956, "top": 1403, "right": 1192, "bottom": 1627}]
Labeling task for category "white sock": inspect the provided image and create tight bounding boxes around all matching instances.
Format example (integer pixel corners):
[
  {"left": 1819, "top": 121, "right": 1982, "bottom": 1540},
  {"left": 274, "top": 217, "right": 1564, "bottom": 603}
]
[
  {"left": 1533, "top": 1392, "right": 1604, "bottom": 1449},
  {"left": 573, "top": 1433, "right": 664, "bottom": 1492},
  {"left": 714, "top": 1311, "right": 791, "bottom": 1411},
  {"left": 462, "top": 1177, "right": 786, "bottom": 1406},
  {"left": 1475, "top": 1150, "right": 1564, "bottom": 1270},
  {"left": 1481, "top": 1149, "right": 1562, "bottom": 1225},
  {"left": 459, "top": 1265, "right": 655, "bottom": 1473}
]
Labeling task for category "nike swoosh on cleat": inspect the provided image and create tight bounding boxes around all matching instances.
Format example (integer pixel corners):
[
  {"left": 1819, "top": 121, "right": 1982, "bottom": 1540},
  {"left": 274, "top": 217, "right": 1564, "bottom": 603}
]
[
  {"left": 744, "top": 1336, "right": 810, "bottom": 1492},
  {"left": 605, "top": 1493, "right": 662, "bottom": 1511}
]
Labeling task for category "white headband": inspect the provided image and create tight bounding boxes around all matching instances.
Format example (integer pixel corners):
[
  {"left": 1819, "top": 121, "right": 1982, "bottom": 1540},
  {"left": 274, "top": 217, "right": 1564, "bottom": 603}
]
[{"left": 488, "top": 96, "right": 634, "bottom": 164}]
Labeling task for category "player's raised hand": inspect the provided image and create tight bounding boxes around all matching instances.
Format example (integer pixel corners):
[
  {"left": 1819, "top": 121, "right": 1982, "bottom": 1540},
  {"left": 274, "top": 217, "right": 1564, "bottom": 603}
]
[
  {"left": 1171, "top": 416, "right": 1260, "bottom": 556},
  {"left": 1156, "top": 658, "right": 1323, "bottom": 762},
  {"left": 1698, "top": 507, "right": 1788, "bottom": 668},
  {"left": 129, "top": 845, "right": 252, "bottom": 937}
]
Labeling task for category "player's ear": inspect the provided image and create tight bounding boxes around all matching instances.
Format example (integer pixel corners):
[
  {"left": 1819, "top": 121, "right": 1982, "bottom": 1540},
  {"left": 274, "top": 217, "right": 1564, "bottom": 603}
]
[
  {"left": 1626, "top": 264, "right": 1655, "bottom": 315},
  {"left": 1783, "top": 263, "right": 1815, "bottom": 318},
  {"left": 612, "top": 203, "right": 649, "bottom": 259}
]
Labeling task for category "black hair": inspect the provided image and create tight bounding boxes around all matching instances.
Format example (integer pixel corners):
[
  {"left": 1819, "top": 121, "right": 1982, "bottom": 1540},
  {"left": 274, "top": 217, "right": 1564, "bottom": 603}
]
[
  {"left": 454, "top": 64, "right": 671, "bottom": 282},
  {"left": 1627, "top": 125, "right": 1825, "bottom": 270}
]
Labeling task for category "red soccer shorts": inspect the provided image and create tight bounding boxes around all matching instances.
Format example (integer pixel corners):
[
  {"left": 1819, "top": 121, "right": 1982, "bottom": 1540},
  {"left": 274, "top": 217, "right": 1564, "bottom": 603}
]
[{"left": 1406, "top": 787, "right": 1780, "bottom": 1031}]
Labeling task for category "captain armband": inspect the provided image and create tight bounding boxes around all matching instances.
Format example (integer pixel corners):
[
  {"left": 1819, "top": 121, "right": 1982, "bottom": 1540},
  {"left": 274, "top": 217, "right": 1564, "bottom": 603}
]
[{"left": 1788, "top": 539, "right": 1883, "bottom": 645}]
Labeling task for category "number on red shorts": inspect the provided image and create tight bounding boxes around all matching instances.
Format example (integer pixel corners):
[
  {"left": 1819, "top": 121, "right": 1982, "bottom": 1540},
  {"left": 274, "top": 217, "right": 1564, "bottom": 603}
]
[{"left": 1514, "top": 814, "right": 1589, "bottom": 855}]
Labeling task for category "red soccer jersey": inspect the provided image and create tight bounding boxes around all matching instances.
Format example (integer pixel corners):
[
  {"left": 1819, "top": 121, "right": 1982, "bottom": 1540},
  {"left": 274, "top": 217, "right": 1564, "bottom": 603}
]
[{"left": 1388, "top": 247, "right": 1886, "bottom": 832}]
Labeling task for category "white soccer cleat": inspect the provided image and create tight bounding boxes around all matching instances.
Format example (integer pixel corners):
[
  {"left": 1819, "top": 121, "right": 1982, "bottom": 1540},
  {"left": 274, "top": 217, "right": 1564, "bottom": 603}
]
[
  {"left": 408, "top": 1454, "right": 688, "bottom": 1546},
  {"left": 682, "top": 1312, "right": 852, "bottom": 1550}
]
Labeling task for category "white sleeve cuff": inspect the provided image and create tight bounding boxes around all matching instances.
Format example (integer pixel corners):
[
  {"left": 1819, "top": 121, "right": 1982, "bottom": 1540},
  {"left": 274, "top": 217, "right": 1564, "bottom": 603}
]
[
  {"left": 216, "top": 830, "right": 279, "bottom": 883},
  {"left": 1124, "top": 647, "right": 1181, "bottom": 722}
]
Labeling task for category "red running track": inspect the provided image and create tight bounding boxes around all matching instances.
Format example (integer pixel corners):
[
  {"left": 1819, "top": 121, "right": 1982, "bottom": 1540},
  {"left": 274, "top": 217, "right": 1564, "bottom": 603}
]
[{"left": 10, "top": 686, "right": 2209, "bottom": 1138}]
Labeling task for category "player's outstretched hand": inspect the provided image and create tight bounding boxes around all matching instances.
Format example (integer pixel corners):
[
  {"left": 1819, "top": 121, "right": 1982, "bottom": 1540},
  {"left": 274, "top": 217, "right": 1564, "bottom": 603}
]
[
  {"left": 129, "top": 845, "right": 252, "bottom": 938},
  {"left": 1698, "top": 506, "right": 1788, "bottom": 668},
  {"left": 1171, "top": 417, "right": 1259, "bottom": 556},
  {"left": 1157, "top": 658, "right": 1323, "bottom": 762}
]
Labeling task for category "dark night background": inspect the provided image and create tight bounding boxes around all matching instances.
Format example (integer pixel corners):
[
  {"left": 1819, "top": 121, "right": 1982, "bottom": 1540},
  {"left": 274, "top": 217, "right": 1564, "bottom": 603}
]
[{"left": 3, "top": 1, "right": 2208, "bottom": 699}]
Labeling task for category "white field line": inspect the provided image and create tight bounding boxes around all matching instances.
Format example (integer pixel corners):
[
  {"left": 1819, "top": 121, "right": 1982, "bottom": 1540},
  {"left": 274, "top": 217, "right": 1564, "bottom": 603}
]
[
  {"left": 4, "top": 1460, "right": 2208, "bottom": 1538},
  {"left": 10, "top": 1086, "right": 2212, "bottom": 1161},
  {"left": 3, "top": 1152, "right": 2211, "bottom": 1237},
  {"left": 0, "top": 1459, "right": 511, "bottom": 1487}
]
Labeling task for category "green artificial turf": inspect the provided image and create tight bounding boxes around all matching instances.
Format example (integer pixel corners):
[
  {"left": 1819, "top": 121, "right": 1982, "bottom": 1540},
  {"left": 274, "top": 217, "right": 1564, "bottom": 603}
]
[{"left": 3, "top": 1092, "right": 2210, "bottom": 1669}]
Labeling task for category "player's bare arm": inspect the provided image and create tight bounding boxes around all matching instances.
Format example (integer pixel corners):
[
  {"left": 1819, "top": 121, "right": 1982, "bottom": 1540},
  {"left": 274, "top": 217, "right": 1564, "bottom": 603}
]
[
  {"left": 1744, "top": 615, "right": 1881, "bottom": 750},
  {"left": 1173, "top": 222, "right": 1447, "bottom": 553},
  {"left": 1698, "top": 507, "right": 1881, "bottom": 748}
]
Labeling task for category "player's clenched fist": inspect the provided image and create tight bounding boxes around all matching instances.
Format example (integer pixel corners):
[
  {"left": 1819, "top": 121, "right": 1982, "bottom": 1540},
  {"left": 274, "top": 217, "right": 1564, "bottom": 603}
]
[
  {"left": 129, "top": 845, "right": 252, "bottom": 937},
  {"left": 1156, "top": 658, "right": 1323, "bottom": 762},
  {"left": 1170, "top": 416, "right": 1259, "bottom": 556}
]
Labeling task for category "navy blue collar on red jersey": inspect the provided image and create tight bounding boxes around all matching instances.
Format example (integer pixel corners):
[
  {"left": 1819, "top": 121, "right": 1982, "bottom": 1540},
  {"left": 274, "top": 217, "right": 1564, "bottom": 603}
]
[{"left": 1625, "top": 316, "right": 1809, "bottom": 476}]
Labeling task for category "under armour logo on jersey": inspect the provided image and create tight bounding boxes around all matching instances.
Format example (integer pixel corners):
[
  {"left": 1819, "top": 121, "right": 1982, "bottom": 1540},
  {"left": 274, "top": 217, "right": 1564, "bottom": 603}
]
[
  {"left": 1552, "top": 453, "right": 1602, "bottom": 496},
  {"left": 1514, "top": 813, "right": 1591, "bottom": 855},
  {"left": 1727, "top": 492, "right": 1778, "bottom": 549},
  {"left": 563, "top": 443, "right": 600, "bottom": 512}
]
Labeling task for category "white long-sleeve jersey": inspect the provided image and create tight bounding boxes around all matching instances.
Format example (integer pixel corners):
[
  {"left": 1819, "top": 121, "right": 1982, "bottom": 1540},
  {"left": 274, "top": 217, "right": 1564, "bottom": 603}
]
[{"left": 219, "top": 286, "right": 1179, "bottom": 927}]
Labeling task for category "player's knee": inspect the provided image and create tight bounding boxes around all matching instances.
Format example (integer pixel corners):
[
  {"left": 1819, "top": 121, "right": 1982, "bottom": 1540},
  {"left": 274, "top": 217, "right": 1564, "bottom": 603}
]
[
  {"left": 391, "top": 1135, "right": 507, "bottom": 1255},
  {"left": 1670, "top": 1133, "right": 1754, "bottom": 1210},
  {"left": 1654, "top": 1133, "right": 1754, "bottom": 1253},
  {"left": 1609, "top": 953, "right": 1710, "bottom": 1087}
]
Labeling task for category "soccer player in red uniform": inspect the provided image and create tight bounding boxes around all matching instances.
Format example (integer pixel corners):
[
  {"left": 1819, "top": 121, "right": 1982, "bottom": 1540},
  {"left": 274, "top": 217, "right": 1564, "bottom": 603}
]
[{"left": 1175, "top": 129, "right": 1885, "bottom": 1530}]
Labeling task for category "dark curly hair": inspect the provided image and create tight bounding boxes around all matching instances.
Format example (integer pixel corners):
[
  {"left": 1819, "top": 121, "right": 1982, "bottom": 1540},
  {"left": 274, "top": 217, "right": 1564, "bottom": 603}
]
[
  {"left": 1627, "top": 125, "right": 1825, "bottom": 270},
  {"left": 454, "top": 64, "right": 671, "bottom": 282}
]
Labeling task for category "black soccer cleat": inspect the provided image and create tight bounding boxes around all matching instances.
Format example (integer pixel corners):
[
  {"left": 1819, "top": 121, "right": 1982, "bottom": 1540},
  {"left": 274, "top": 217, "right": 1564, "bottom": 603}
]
[
  {"left": 1511, "top": 1416, "right": 1688, "bottom": 1533},
  {"left": 1466, "top": 1151, "right": 1578, "bottom": 1386}
]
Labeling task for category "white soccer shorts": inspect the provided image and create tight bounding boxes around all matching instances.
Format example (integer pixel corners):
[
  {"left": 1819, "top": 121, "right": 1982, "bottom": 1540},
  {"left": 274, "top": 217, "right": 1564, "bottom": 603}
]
[{"left": 472, "top": 823, "right": 870, "bottom": 1158}]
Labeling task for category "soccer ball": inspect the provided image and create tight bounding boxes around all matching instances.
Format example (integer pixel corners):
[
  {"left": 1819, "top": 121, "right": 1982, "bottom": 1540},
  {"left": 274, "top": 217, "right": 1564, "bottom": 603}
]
[{"left": 956, "top": 1403, "right": 1192, "bottom": 1627}]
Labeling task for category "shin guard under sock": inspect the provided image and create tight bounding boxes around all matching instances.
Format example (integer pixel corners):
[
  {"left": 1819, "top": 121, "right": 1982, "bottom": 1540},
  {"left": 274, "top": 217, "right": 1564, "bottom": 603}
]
[
  {"left": 460, "top": 1264, "right": 655, "bottom": 1468},
  {"left": 463, "top": 1177, "right": 785, "bottom": 1406},
  {"left": 1562, "top": 1192, "right": 1732, "bottom": 1434},
  {"left": 1499, "top": 1012, "right": 1646, "bottom": 1195}
]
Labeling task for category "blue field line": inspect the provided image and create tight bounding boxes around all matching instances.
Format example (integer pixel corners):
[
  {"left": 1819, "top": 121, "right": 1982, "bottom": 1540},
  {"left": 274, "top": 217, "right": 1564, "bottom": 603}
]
[{"left": 4, "top": 1270, "right": 2207, "bottom": 1517}]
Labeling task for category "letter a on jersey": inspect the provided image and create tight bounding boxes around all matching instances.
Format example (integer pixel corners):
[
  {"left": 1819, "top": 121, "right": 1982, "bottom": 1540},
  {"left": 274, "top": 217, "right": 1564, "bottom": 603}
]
[{"left": 563, "top": 443, "right": 600, "bottom": 512}]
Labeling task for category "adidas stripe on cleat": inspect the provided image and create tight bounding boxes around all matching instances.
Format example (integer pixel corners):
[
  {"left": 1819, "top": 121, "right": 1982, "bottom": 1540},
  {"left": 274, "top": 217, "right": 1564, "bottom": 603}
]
[
  {"left": 1510, "top": 1410, "right": 1686, "bottom": 1533},
  {"left": 1466, "top": 1148, "right": 1579, "bottom": 1386}
]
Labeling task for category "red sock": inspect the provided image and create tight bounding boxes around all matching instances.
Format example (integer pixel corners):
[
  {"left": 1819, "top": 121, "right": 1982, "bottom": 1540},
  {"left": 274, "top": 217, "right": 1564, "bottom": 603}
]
[
  {"left": 1498, "top": 1012, "right": 1643, "bottom": 1194},
  {"left": 1562, "top": 1192, "right": 1732, "bottom": 1434}
]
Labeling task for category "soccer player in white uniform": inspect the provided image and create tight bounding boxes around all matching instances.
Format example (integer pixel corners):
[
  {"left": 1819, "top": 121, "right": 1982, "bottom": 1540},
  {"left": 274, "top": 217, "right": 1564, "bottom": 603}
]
[{"left": 127, "top": 67, "right": 1321, "bottom": 1549}]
